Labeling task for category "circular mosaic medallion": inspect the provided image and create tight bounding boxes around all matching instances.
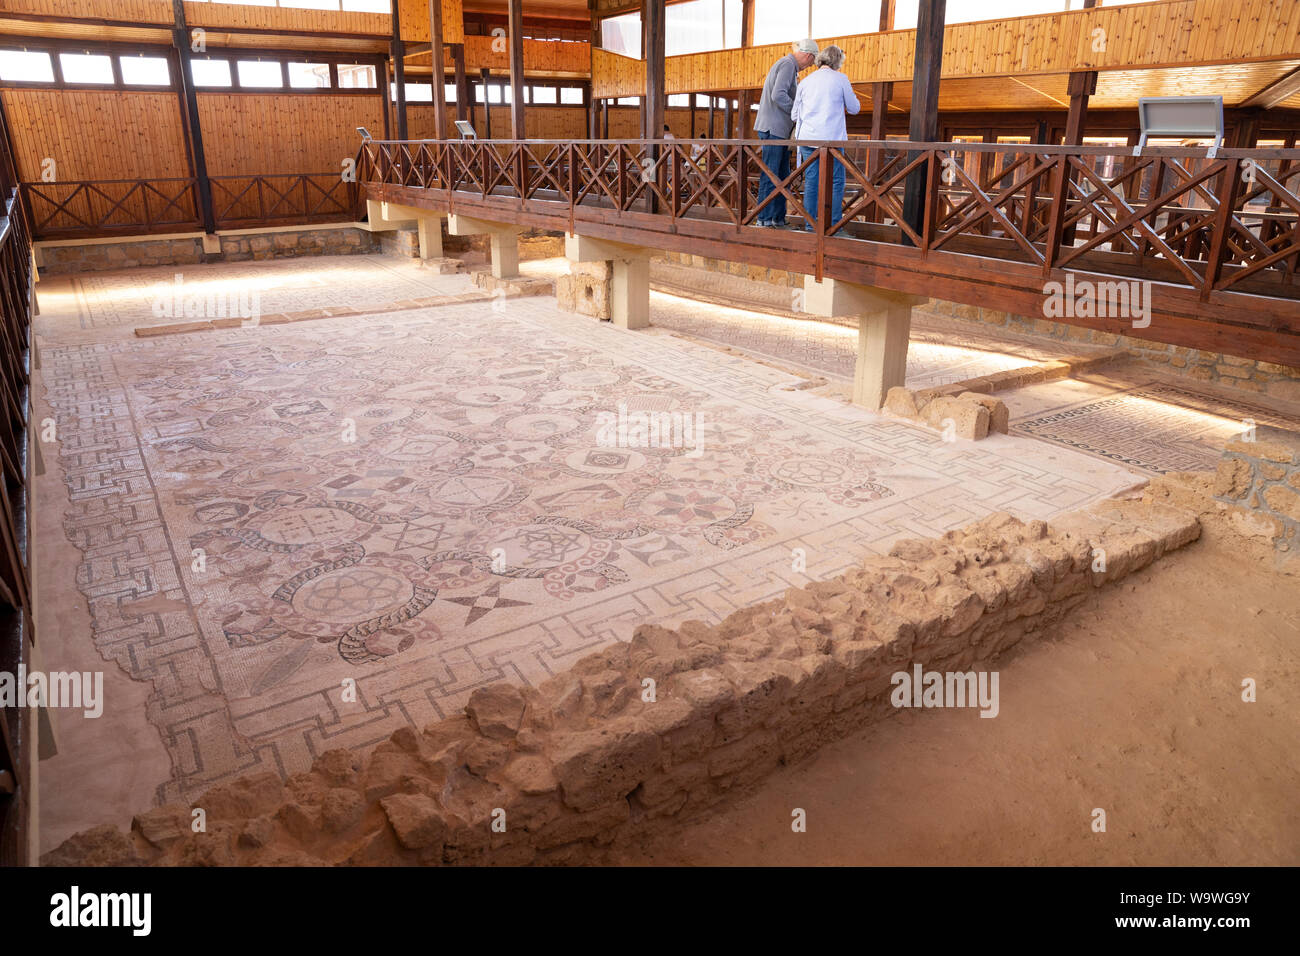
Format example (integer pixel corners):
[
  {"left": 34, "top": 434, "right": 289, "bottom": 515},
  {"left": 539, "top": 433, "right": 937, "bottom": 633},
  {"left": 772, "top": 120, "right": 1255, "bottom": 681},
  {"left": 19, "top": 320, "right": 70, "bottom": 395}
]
[
  {"left": 562, "top": 446, "right": 648, "bottom": 476},
  {"left": 254, "top": 506, "right": 368, "bottom": 547},
  {"left": 455, "top": 385, "right": 527, "bottom": 407},
  {"left": 559, "top": 368, "right": 620, "bottom": 388},
  {"left": 633, "top": 485, "right": 740, "bottom": 528},
  {"left": 291, "top": 566, "right": 415, "bottom": 625},
  {"left": 504, "top": 413, "right": 581, "bottom": 441},
  {"left": 380, "top": 434, "right": 459, "bottom": 462},
  {"left": 425, "top": 472, "right": 522, "bottom": 512},
  {"left": 770, "top": 456, "right": 850, "bottom": 487},
  {"left": 492, "top": 523, "right": 594, "bottom": 570}
]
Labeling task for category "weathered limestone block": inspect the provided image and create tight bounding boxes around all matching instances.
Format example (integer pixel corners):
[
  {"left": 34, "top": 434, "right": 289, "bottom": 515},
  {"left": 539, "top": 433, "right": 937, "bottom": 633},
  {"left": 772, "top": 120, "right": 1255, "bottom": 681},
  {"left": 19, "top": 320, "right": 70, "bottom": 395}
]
[
  {"left": 556, "top": 260, "right": 613, "bottom": 320},
  {"left": 380, "top": 793, "right": 448, "bottom": 851},
  {"left": 959, "top": 392, "right": 1010, "bottom": 434},
  {"left": 466, "top": 684, "right": 528, "bottom": 740},
  {"left": 549, "top": 719, "right": 662, "bottom": 811}
]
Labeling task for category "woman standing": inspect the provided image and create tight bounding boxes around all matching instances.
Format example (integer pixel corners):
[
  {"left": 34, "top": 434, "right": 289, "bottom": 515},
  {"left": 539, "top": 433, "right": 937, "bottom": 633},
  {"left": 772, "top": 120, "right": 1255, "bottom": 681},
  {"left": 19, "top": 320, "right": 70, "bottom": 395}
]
[{"left": 791, "top": 45, "right": 860, "bottom": 232}]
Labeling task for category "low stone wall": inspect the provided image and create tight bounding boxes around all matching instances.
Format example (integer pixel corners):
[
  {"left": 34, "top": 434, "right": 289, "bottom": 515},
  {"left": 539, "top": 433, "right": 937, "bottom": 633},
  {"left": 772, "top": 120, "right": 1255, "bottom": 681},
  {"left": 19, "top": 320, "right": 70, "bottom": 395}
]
[
  {"left": 44, "top": 496, "right": 1200, "bottom": 867},
  {"left": 884, "top": 387, "right": 1009, "bottom": 440},
  {"left": 1213, "top": 426, "right": 1300, "bottom": 552},
  {"left": 37, "top": 226, "right": 380, "bottom": 274},
  {"left": 557, "top": 261, "right": 612, "bottom": 319}
]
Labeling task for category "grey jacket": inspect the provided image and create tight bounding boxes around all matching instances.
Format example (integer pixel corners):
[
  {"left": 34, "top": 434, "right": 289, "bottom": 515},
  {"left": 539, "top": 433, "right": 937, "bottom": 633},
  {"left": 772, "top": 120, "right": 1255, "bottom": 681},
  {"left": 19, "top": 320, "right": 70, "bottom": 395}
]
[{"left": 754, "top": 54, "right": 799, "bottom": 138}]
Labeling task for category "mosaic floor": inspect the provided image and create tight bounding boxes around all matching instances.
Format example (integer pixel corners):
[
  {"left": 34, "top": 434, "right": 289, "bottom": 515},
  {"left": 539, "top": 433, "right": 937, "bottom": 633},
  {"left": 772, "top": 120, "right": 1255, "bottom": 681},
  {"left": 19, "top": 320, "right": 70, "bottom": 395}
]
[
  {"left": 1006, "top": 374, "right": 1298, "bottom": 475},
  {"left": 35, "top": 258, "right": 1144, "bottom": 824},
  {"left": 34, "top": 254, "right": 475, "bottom": 342}
]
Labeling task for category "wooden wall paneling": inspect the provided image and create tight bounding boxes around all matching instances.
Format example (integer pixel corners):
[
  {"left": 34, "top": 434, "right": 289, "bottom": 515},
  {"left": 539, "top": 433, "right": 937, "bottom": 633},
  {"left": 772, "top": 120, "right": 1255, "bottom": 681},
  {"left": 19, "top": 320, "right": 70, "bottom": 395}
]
[
  {"left": 395, "top": 0, "right": 464, "bottom": 45},
  {"left": 196, "top": 93, "right": 383, "bottom": 176}
]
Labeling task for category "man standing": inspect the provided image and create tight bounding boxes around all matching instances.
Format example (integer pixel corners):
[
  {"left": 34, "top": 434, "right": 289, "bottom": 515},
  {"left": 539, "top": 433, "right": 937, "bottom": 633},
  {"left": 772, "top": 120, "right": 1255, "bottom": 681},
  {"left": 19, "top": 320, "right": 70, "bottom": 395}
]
[{"left": 753, "top": 38, "right": 819, "bottom": 229}]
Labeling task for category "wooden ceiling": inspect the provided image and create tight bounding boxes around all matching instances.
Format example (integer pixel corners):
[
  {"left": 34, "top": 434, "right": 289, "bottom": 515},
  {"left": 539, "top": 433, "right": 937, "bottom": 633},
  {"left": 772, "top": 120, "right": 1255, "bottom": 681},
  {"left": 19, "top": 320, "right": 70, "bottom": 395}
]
[
  {"left": 0, "top": 16, "right": 388, "bottom": 53},
  {"left": 860, "top": 60, "right": 1300, "bottom": 115}
]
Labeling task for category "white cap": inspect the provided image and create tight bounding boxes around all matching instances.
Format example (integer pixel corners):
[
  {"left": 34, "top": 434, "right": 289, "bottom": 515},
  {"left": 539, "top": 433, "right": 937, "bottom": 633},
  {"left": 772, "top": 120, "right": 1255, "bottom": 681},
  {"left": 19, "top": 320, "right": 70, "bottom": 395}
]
[{"left": 794, "top": 39, "right": 819, "bottom": 55}]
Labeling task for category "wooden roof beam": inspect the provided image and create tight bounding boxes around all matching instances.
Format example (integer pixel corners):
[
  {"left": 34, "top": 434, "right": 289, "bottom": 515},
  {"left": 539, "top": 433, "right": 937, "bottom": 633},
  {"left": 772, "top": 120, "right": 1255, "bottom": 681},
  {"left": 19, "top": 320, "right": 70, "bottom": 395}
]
[{"left": 1241, "top": 66, "right": 1300, "bottom": 109}]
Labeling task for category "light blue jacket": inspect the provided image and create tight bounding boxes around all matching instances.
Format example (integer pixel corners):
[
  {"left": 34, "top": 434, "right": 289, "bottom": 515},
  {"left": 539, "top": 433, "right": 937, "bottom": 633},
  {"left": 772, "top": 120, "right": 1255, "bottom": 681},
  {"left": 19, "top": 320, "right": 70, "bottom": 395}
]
[{"left": 792, "top": 66, "right": 861, "bottom": 142}]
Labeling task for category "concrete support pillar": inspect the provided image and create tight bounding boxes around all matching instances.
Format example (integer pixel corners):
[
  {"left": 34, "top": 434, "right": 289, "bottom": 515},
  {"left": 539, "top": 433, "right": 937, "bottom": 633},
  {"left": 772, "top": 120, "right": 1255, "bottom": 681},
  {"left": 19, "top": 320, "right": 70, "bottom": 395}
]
[
  {"left": 417, "top": 215, "right": 444, "bottom": 260},
  {"left": 611, "top": 258, "right": 650, "bottom": 330},
  {"left": 489, "top": 233, "right": 519, "bottom": 279},
  {"left": 803, "top": 277, "right": 925, "bottom": 410},
  {"left": 449, "top": 214, "right": 524, "bottom": 278},
  {"left": 365, "top": 199, "right": 417, "bottom": 230},
  {"left": 565, "top": 234, "right": 653, "bottom": 330}
]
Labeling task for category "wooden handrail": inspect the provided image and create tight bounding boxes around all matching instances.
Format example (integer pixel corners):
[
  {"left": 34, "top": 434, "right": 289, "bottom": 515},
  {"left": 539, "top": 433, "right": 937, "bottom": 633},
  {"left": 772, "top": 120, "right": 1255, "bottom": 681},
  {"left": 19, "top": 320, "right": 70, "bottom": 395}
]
[{"left": 359, "top": 136, "right": 1300, "bottom": 364}]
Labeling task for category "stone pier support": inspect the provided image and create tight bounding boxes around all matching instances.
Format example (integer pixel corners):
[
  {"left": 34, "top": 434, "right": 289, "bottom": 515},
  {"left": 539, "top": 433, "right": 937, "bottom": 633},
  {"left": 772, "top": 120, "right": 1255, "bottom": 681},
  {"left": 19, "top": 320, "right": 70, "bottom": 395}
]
[
  {"left": 417, "top": 216, "right": 444, "bottom": 260},
  {"left": 565, "top": 234, "right": 653, "bottom": 330},
  {"left": 449, "top": 214, "right": 524, "bottom": 278},
  {"left": 803, "top": 277, "right": 925, "bottom": 410}
]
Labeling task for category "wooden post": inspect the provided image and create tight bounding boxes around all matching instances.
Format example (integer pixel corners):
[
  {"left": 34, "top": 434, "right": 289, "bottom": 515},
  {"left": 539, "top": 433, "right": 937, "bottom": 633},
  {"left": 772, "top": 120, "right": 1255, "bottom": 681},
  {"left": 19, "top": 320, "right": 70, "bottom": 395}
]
[
  {"left": 451, "top": 43, "right": 469, "bottom": 123},
  {"left": 481, "top": 67, "right": 492, "bottom": 138},
  {"left": 737, "top": 91, "right": 753, "bottom": 139},
  {"left": 741, "top": 0, "right": 755, "bottom": 47},
  {"left": 589, "top": 0, "right": 601, "bottom": 139},
  {"left": 390, "top": 0, "right": 408, "bottom": 141},
  {"left": 429, "top": 0, "right": 447, "bottom": 139},
  {"left": 644, "top": 0, "right": 666, "bottom": 140},
  {"left": 170, "top": 0, "right": 215, "bottom": 233},
  {"left": 707, "top": 96, "right": 715, "bottom": 138},
  {"left": 507, "top": 0, "right": 526, "bottom": 139},
  {"left": 902, "top": 0, "right": 945, "bottom": 242},
  {"left": 723, "top": 96, "right": 732, "bottom": 139},
  {"left": 869, "top": 0, "right": 896, "bottom": 179},
  {"left": 644, "top": 0, "right": 666, "bottom": 213},
  {"left": 382, "top": 58, "right": 393, "bottom": 139}
]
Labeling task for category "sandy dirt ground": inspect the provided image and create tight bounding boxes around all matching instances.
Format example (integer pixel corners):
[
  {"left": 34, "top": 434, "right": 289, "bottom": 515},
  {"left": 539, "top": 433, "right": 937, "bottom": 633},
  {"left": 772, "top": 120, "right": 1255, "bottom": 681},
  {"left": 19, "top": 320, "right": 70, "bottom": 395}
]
[{"left": 618, "top": 500, "right": 1300, "bottom": 866}]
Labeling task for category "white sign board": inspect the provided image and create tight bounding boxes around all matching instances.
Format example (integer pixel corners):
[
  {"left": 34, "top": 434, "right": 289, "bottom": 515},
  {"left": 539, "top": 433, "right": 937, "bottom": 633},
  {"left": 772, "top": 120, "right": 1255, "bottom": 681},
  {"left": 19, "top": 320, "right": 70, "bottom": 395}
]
[{"left": 1136, "top": 96, "right": 1224, "bottom": 154}]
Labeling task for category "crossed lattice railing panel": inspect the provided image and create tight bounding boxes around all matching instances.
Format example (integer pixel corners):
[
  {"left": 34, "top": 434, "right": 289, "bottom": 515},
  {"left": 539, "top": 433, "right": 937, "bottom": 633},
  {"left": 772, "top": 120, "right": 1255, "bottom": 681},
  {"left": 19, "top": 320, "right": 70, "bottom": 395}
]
[
  {"left": 22, "top": 179, "right": 200, "bottom": 237},
  {"left": 210, "top": 174, "right": 361, "bottom": 227},
  {"left": 360, "top": 138, "right": 1300, "bottom": 298}
]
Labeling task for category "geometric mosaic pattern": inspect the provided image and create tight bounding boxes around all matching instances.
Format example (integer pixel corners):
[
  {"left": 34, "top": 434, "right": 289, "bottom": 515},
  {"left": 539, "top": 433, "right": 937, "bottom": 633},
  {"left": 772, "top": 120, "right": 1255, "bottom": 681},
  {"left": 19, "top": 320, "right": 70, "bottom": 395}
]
[
  {"left": 38, "top": 257, "right": 1144, "bottom": 812},
  {"left": 1013, "top": 381, "right": 1297, "bottom": 475}
]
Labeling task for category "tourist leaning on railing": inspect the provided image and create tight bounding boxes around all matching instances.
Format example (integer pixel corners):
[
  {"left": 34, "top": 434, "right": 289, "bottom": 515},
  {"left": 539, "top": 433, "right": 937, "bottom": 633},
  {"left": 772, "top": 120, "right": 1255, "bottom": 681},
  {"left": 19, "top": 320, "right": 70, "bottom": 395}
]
[
  {"left": 791, "top": 45, "right": 860, "bottom": 233},
  {"left": 754, "top": 39, "right": 819, "bottom": 229}
]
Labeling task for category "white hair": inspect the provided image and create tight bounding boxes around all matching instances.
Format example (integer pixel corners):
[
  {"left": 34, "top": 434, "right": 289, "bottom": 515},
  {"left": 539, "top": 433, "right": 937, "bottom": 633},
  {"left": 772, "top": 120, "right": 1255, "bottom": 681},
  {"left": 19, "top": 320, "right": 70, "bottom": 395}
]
[{"left": 816, "top": 45, "right": 845, "bottom": 70}]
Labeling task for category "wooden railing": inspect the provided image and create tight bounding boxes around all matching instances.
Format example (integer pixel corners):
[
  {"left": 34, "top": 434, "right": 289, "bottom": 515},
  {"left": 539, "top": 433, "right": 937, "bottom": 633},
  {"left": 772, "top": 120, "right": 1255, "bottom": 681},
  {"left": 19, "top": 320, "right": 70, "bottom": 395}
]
[
  {"left": 209, "top": 174, "right": 364, "bottom": 230},
  {"left": 20, "top": 173, "right": 365, "bottom": 240},
  {"left": 0, "top": 186, "right": 35, "bottom": 868},
  {"left": 22, "top": 178, "right": 203, "bottom": 239},
  {"left": 359, "top": 137, "right": 1300, "bottom": 363}
]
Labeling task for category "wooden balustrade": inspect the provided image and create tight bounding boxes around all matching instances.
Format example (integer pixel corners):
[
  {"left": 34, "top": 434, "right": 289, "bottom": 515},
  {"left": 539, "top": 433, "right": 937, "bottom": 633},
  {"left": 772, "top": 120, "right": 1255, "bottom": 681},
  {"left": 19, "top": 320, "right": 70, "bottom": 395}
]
[
  {"left": 0, "top": 186, "right": 36, "bottom": 868},
  {"left": 360, "top": 137, "right": 1300, "bottom": 365},
  {"left": 20, "top": 173, "right": 365, "bottom": 240}
]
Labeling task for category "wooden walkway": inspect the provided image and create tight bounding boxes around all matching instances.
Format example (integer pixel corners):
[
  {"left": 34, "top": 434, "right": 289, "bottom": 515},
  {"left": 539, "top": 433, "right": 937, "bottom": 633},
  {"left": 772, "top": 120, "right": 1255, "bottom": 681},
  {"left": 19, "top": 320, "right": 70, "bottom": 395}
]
[{"left": 361, "top": 137, "right": 1300, "bottom": 367}]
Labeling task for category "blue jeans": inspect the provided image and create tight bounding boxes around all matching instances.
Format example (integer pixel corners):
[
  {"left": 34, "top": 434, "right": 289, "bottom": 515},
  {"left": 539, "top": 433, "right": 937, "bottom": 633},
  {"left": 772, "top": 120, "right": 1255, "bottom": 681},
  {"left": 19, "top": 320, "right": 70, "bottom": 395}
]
[
  {"left": 799, "top": 146, "right": 846, "bottom": 233},
  {"left": 755, "top": 131, "right": 791, "bottom": 224}
]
